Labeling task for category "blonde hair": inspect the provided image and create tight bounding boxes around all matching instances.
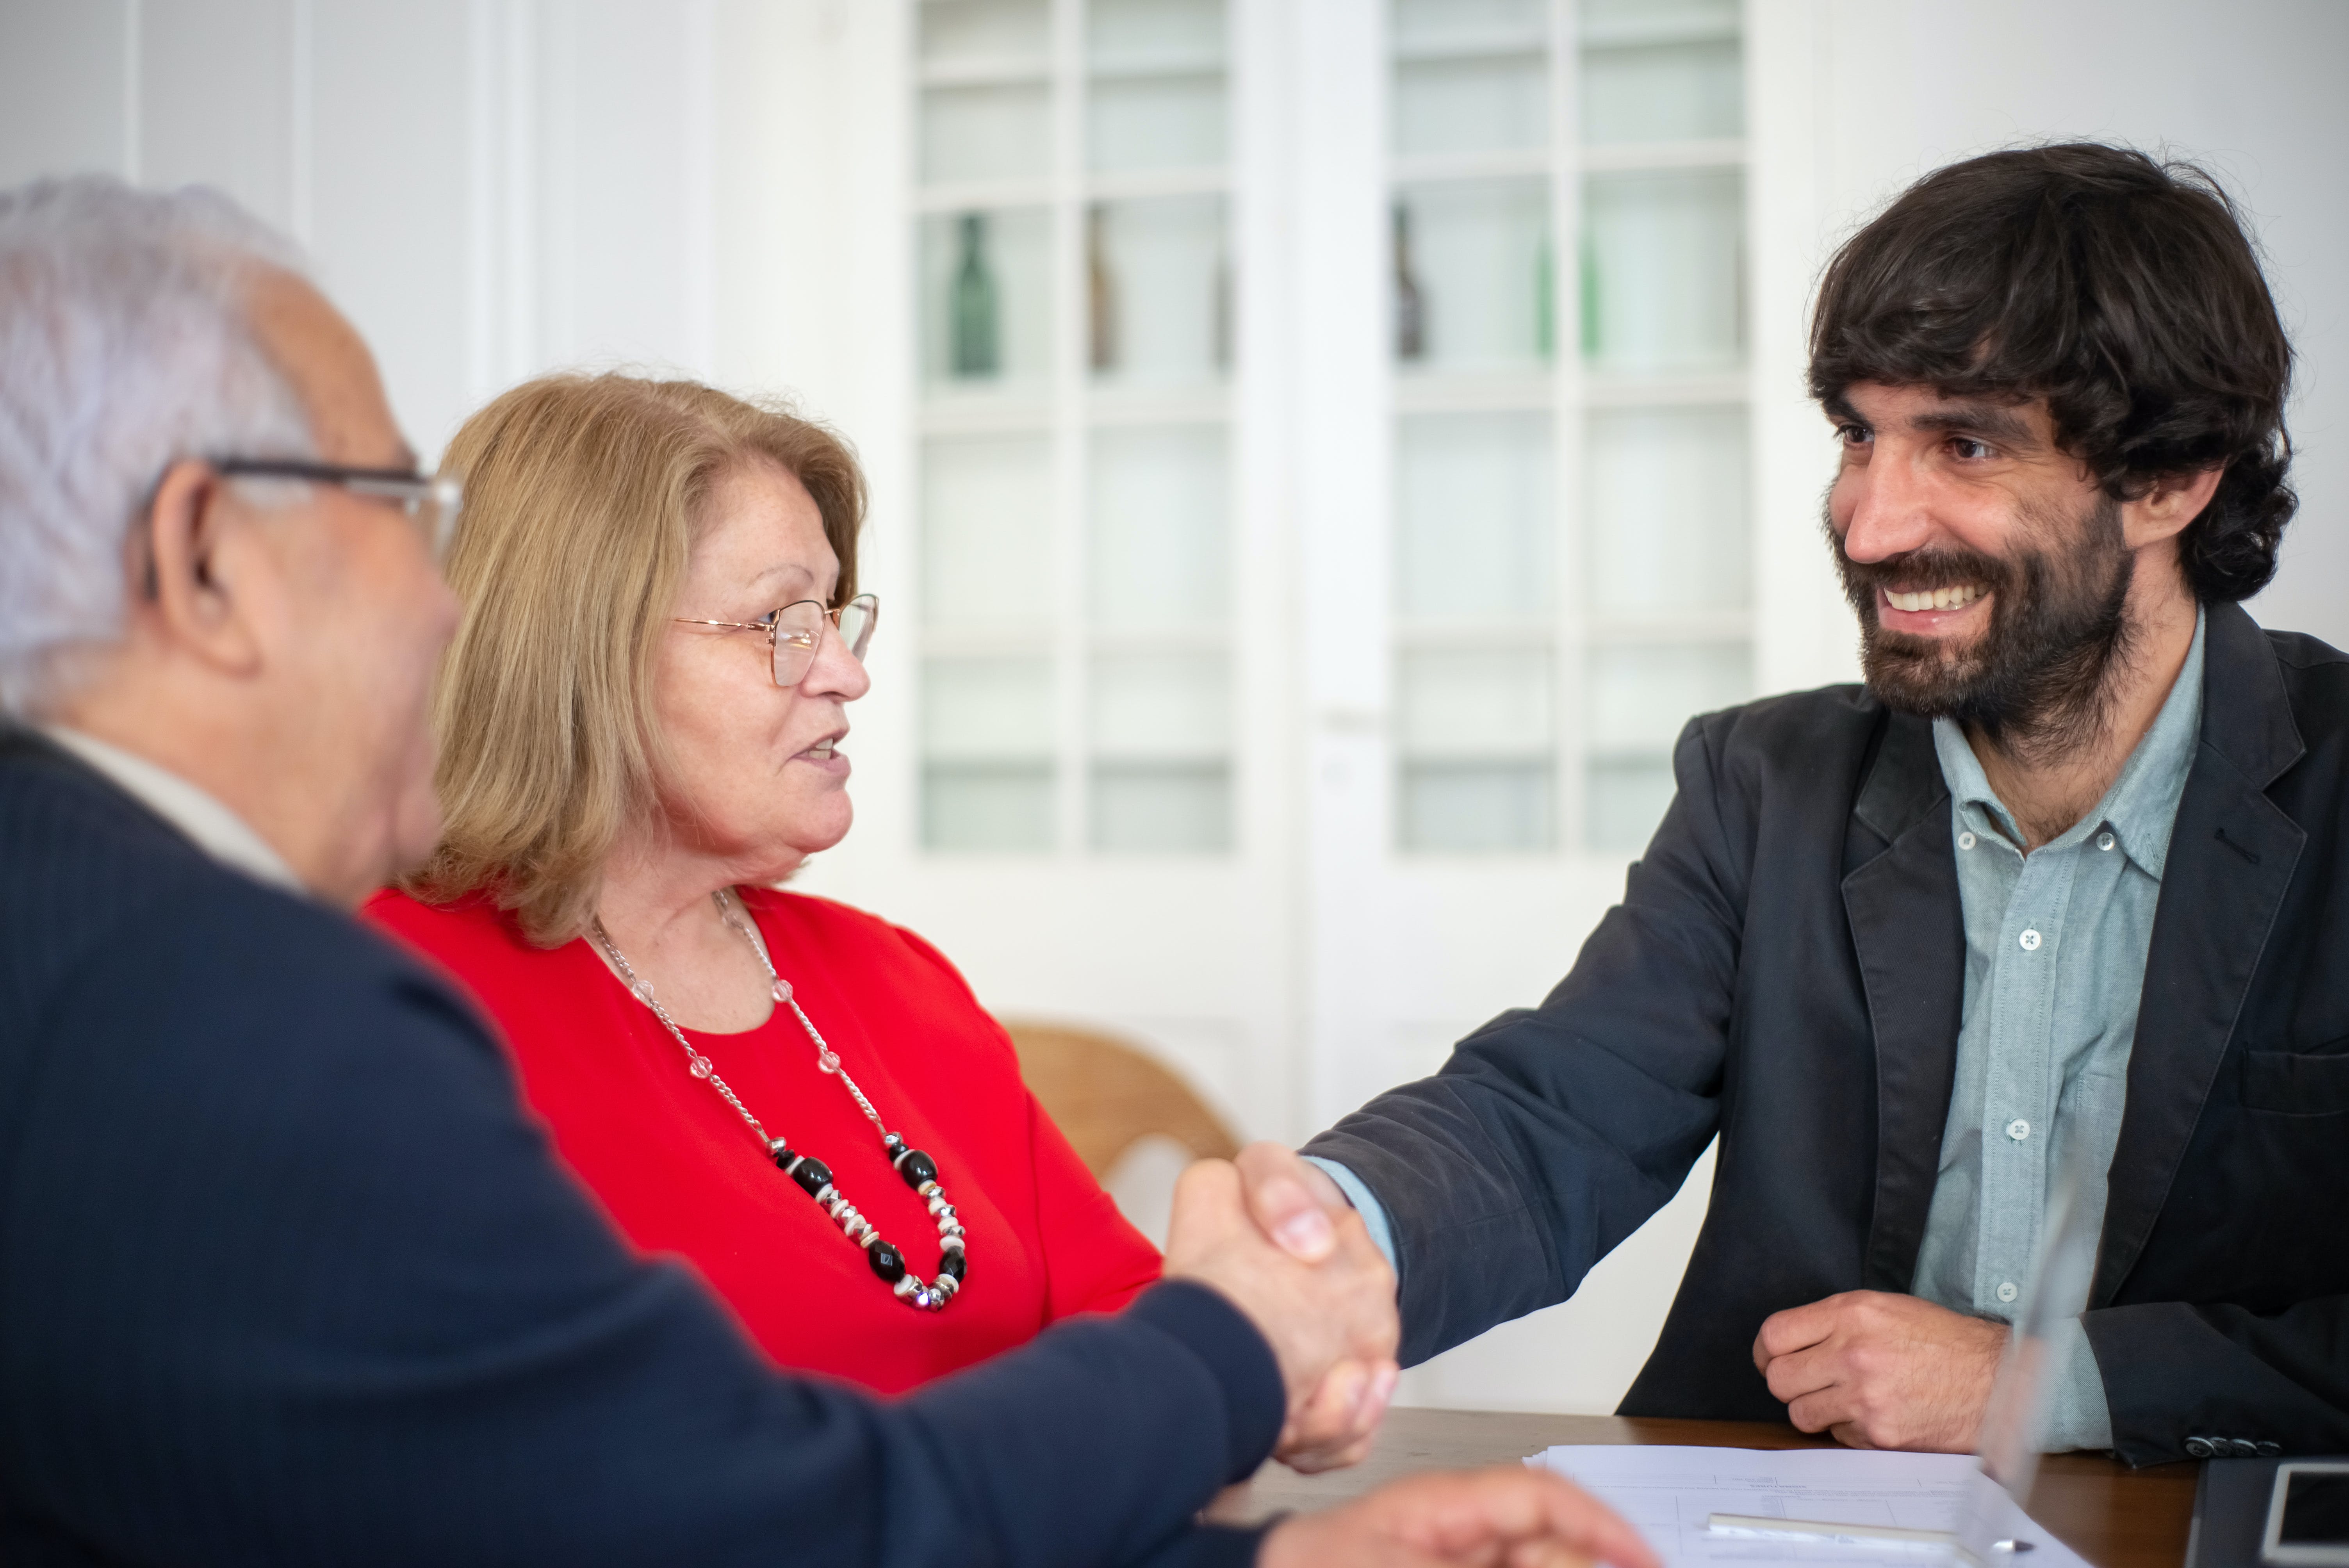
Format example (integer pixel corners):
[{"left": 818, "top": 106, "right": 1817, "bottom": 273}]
[{"left": 410, "top": 373, "right": 864, "bottom": 944}]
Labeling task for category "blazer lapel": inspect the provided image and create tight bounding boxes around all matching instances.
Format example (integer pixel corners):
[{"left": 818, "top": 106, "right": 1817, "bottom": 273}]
[
  {"left": 1841, "top": 712, "right": 1967, "bottom": 1291},
  {"left": 2094, "top": 602, "right": 2306, "bottom": 1304}
]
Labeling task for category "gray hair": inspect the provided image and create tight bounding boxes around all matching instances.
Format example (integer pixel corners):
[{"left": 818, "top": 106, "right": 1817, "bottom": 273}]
[{"left": 0, "top": 176, "right": 317, "bottom": 716}]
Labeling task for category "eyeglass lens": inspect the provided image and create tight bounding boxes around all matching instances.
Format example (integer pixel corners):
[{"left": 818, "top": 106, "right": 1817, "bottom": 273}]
[{"left": 770, "top": 594, "right": 880, "bottom": 687}]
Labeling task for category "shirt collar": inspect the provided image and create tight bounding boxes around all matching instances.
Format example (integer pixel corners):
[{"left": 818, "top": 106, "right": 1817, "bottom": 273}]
[
  {"left": 1932, "top": 606, "right": 2206, "bottom": 878},
  {"left": 39, "top": 725, "right": 308, "bottom": 896}
]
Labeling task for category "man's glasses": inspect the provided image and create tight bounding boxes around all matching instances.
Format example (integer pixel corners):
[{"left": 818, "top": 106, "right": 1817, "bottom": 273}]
[
  {"left": 216, "top": 458, "right": 463, "bottom": 562},
  {"left": 674, "top": 594, "right": 879, "bottom": 688}
]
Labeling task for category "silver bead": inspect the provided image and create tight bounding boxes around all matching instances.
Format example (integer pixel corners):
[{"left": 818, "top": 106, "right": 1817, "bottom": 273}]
[
  {"left": 771, "top": 978, "right": 793, "bottom": 1003},
  {"left": 918, "top": 1181, "right": 939, "bottom": 1198},
  {"left": 688, "top": 1055, "right": 713, "bottom": 1079},
  {"left": 893, "top": 1275, "right": 918, "bottom": 1299}
]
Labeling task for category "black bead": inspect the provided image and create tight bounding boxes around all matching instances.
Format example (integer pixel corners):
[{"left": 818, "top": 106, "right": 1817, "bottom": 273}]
[
  {"left": 769, "top": 1144, "right": 794, "bottom": 1170},
  {"left": 788, "top": 1156, "right": 833, "bottom": 1198},
  {"left": 867, "top": 1240, "right": 906, "bottom": 1283},
  {"left": 937, "top": 1250, "right": 966, "bottom": 1283},
  {"left": 896, "top": 1149, "right": 937, "bottom": 1188}
]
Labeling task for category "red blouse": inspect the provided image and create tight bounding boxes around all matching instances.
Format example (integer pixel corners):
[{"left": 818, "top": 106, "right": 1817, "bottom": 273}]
[{"left": 363, "top": 886, "right": 1161, "bottom": 1395}]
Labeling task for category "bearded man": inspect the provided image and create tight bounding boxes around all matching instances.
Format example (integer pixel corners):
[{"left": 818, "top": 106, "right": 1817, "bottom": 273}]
[{"left": 1239, "top": 142, "right": 2348, "bottom": 1465}]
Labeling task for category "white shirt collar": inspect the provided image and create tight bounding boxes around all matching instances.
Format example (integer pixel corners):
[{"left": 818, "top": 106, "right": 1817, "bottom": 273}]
[{"left": 39, "top": 725, "right": 307, "bottom": 896}]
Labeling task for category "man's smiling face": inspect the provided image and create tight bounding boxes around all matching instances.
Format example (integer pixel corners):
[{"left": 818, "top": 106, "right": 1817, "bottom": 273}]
[{"left": 1823, "top": 380, "right": 2136, "bottom": 742}]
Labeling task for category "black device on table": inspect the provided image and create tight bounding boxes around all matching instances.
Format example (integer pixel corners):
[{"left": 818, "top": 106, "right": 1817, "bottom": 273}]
[{"left": 2187, "top": 1459, "right": 2349, "bottom": 1568}]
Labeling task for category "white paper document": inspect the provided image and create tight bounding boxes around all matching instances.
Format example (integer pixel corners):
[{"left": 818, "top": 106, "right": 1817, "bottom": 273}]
[{"left": 1527, "top": 1446, "right": 2090, "bottom": 1568}]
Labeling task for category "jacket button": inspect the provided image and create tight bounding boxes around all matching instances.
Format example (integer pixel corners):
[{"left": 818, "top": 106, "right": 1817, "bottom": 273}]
[
  {"left": 2230, "top": 1439, "right": 2262, "bottom": 1457},
  {"left": 2185, "top": 1437, "right": 2217, "bottom": 1458},
  {"left": 2260, "top": 1442, "right": 2283, "bottom": 1458}
]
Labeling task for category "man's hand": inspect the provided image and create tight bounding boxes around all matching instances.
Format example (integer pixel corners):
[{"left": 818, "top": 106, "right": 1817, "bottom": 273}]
[
  {"left": 1752, "top": 1291, "right": 2008, "bottom": 1451},
  {"left": 1230, "top": 1142, "right": 1395, "bottom": 1471},
  {"left": 1258, "top": 1466, "right": 1664, "bottom": 1568},
  {"left": 1163, "top": 1156, "right": 1399, "bottom": 1473}
]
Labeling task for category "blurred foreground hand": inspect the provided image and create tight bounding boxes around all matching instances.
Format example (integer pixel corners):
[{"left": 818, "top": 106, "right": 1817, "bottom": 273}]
[
  {"left": 1162, "top": 1156, "right": 1399, "bottom": 1472},
  {"left": 1261, "top": 1466, "right": 1665, "bottom": 1568}
]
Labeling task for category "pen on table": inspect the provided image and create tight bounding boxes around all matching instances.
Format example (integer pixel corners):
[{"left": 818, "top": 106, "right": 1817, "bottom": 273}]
[{"left": 1705, "top": 1512, "right": 2036, "bottom": 1554}]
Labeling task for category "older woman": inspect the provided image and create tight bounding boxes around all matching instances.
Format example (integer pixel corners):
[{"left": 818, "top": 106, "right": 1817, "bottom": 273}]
[{"left": 364, "top": 374, "right": 1162, "bottom": 1395}]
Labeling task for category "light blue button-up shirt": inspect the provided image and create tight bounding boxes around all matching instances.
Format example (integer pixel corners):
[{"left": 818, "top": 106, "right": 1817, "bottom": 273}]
[{"left": 1912, "top": 609, "right": 2205, "bottom": 1451}]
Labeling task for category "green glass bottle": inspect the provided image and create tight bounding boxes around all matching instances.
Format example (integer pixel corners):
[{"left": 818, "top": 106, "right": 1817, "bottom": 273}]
[
  {"left": 951, "top": 212, "right": 1000, "bottom": 379},
  {"left": 1578, "top": 228, "right": 1602, "bottom": 364}
]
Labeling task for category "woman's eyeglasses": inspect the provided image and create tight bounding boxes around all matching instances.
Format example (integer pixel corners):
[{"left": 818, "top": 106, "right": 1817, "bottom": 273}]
[{"left": 674, "top": 594, "right": 879, "bottom": 688}]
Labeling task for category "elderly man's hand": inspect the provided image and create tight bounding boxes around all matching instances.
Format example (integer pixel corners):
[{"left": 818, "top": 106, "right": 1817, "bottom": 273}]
[
  {"left": 1162, "top": 1156, "right": 1399, "bottom": 1472},
  {"left": 1752, "top": 1291, "right": 2008, "bottom": 1451},
  {"left": 1258, "top": 1466, "right": 1664, "bottom": 1568}
]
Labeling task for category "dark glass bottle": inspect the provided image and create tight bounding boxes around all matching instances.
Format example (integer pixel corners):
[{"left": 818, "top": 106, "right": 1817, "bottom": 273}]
[
  {"left": 951, "top": 212, "right": 1000, "bottom": 379},
  {"left": 1087, "top": 204, "right": 1117, "bottom": 374},
  {"left": 1393, "top": 202, "right": 1426, "bottom": 362}
]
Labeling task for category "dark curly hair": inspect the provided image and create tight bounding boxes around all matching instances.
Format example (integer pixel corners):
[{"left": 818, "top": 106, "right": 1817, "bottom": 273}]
[{"left": 1809, "top": 143, "right": 2295, "bottom": 603}]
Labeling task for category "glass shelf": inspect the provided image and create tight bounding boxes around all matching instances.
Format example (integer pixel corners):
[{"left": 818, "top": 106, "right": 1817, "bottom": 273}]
[
  {"left": 1089, "top": 650, "right": 1232, "bottom": 852},
  {"left": 1579, "top": 0, "right": 1740, "bottom": 50},
  {"left": 1581, "top": 640, "right": 1750, "bottom": 849},
  {"left": 1394, "top": 176, "right": 1552, "bottom": 373},
  {"left": 1580, "top": 167, "right": 1743, "bottom": 375},
  {"left": 1089, "top": 70, "right": 1226, "bottom": 171},
  {"left": 1392, "top": 0, "right": 1547, "bottom": 58},
  {"left": 920, "top": 0, "right": 1050, "bottom": 66},
  {"left": 918, "top": 206, "right": 1053, "bottom": 394},
  {"left": 1397, "top": 411, "right": 1553, "bottom": 622},
  {"left": 1581, "top": 35, "right": 1742, "bottom": 145},
  {"left": 921, "top": 83, "right": 1052, "bottom": 184},
  {"left": 1089, "top": 424, "right": 1229, "bottom": 630},
  {"left": 1394, "top": 53, "right": 1549, "bottom": 159},
  {"left": 1583, "top": 406, "right": 1749, "bottom": 615},
  {"left": 1396, "top": 643, "right": 1556, "bottom": 855},
  {"left": 921, "top": 654, "right": 1057, "bottom": 852},
  {"left": 1088, "top": 0, "right": 1225, "bottom": 67},
  {"left": 1087, "top": 193, "right": 1230, "bottom": 386},
  {"left": 921, "top": 432, "right": 1053, "bottom": 629}
]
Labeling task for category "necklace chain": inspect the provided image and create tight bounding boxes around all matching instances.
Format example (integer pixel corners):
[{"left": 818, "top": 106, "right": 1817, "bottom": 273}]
[{"left": 588, "top": 889, "right": 967, "bottom": 1311}]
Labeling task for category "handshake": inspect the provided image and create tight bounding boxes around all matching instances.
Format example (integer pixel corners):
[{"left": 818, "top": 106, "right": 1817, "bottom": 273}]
[{"left": 1165, "top": 1146, "right": 1659, "bottom": 1568}]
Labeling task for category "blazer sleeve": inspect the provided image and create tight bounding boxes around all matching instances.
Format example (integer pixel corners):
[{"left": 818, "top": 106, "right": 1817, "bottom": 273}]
[
  {"left": 0, "top": 887, "right": 1279, "bottom": 1568},
  {"left": 2084, "top": 1296, "right": 2349, "bottom": 1465},
  {"left": 1302, "top": 715, "right": 1741, "bottom": 1366}
]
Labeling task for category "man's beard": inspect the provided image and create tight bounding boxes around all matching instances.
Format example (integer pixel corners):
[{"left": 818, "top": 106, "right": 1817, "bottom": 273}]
[{"left": 1830, "top": 491, "right": 2137, "bottom": 763}]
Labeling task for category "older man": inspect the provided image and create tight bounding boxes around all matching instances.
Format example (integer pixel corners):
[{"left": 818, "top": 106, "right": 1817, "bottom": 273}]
[
  {"left": 0, "top": 177, "right": 1651, "bottom": 1568},
  {"left": 1246, "top": 143, "right": 2349, "bottom": 1466}
]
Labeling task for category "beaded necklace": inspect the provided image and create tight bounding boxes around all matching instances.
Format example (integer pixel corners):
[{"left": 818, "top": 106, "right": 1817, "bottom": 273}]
[{"left": 589, "top": 889, "right": 967, "bottom": 1311}]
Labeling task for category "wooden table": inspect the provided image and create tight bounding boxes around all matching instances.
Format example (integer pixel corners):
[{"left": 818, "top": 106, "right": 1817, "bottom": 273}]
[{"left": 1209, "top": 1409, "right": 2198, "bottom": 1568}]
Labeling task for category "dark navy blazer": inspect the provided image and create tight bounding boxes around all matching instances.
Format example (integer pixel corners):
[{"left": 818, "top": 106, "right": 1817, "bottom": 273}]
[
  {"left": 1308, "top": 600, "right": 2349, "bottom": 1465},
  {"left": 0, "top": 729, "right": 1279, "bottom": 1566}
]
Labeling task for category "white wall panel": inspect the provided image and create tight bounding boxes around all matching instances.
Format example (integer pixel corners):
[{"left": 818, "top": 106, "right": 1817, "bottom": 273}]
[
  {"left": 0, "top": 1, "right": 131, "bottom": 185},
  {"left": 137, "top": 0, "right": 294, "bottom": 230}
]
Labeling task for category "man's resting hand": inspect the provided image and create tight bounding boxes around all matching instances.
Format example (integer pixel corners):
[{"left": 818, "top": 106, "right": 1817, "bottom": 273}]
[
  {"left": 1752, "top": 1290, "right": 2007, "bottom": 1451},
  {"left": 1259, "top": 1466, "right": 1665, "bottom": 1568},
  {"left": 1163, "top": 1155, "right": 1399, "bottom": 1474}
]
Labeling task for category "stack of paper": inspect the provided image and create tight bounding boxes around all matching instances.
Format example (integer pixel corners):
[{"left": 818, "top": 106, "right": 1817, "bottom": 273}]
[{"left": 1527, "top": 1445, "right": 2088, "bottom": 1568}]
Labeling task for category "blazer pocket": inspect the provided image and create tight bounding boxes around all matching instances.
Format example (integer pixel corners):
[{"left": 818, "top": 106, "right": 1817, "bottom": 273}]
[{"left": 2241, "top": 1044, "right": 2349, "bottom": 1115}]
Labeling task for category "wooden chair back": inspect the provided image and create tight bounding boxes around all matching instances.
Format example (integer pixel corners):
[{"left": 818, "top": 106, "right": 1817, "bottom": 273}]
[{"left": 1000, "top": 1019, "right": 1240, "bottom": 1176}]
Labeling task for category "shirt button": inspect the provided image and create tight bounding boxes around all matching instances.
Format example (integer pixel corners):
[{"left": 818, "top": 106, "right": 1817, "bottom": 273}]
[
  {"left": 1996, "top": 1281, "right": 2019, "bottom": 1304},
  {"left": 1959, "top": 832, "right": 1978, "bottom": 850},
  {"left": 2097, "top": 831, "right": 2116, "bottom": 852},
  {"left": 2007, "top": 1118, "right": 2031, "bottom": 1141},
  {"left": 2018, "top": 929, "right": 2042, "bottom": 951}
]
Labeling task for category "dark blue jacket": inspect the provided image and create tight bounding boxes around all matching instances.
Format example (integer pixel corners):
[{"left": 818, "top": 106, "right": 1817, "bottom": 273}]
[
  {"left": 0, "top": 727, "right": 1279, "bottom": 1566},
  {"left": 1307, "top": 600, "right": 2349, "bottom": 1466}
]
